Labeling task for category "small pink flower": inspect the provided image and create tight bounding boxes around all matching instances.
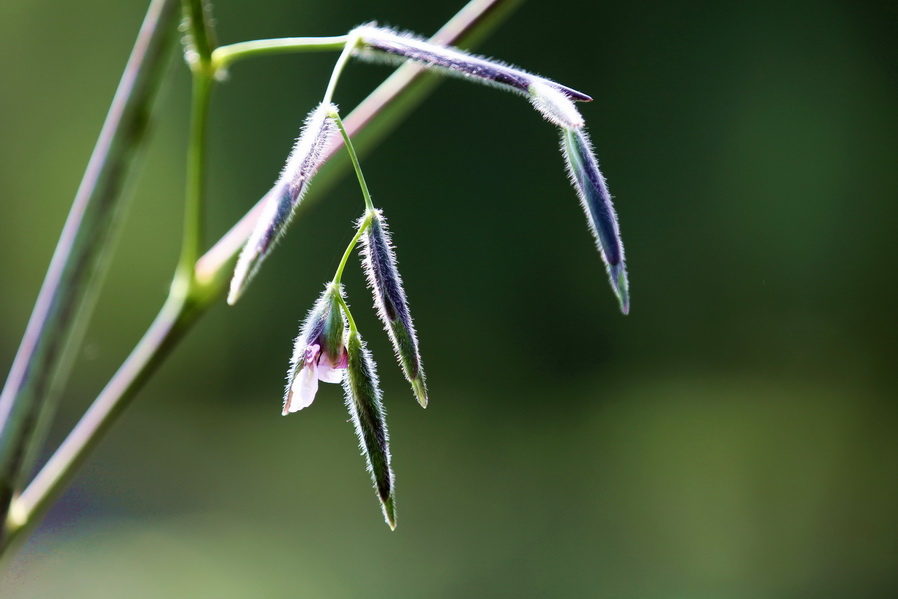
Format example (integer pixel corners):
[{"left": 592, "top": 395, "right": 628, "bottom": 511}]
[
  {"left": 285, "top": 342, "right": 348, "bottom": 413},
  {"left": 283, "top": 284, "right": 347, "bottom": 415}
]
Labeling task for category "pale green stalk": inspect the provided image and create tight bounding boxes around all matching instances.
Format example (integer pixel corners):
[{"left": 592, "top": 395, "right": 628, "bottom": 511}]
[
  {"left": 330, "top": 110, "right": 376, "bottom": 289},
  {"left": 322, "top": 34, "right": 361, "bottom": 105},
  {"left": 213, "top": 36, "right": 348, "bottom": 70},
  {"left": 334, "top": 293, "right": 359, "bottom": 335},
  {"left": 330, "top": 111, "right": 375, "bottom": 212},
  {"left": 334, "top": 216, "right": 373, "bottom": 287}
]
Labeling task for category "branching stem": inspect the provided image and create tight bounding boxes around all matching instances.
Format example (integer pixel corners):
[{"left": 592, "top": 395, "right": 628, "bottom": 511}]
[{"left": 333, "top": 213, "right": 373, "bottom": 287}]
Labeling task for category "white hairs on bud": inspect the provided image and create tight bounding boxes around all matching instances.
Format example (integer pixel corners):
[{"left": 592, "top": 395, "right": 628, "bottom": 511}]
[
  {"left": 342, "top": 330, "right": 396, "bottom": 529},
  {"left": 350, "top": 24, "right": 592, "bottom": 109},
  {"left": 228, "top": 102, "right": 339, "bottom": 304},
  {"left": 529, "top": 81, "right": 584, "bottom": 129}
]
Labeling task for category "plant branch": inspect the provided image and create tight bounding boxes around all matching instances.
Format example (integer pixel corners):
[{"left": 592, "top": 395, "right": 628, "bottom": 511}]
[
  {"left": 211, "top": 36, "right": 349, "bottom": 71},
  {"left": 0, "top": 0, "right": 181, "bottom": 539},
  {"left": 330, "top": 111, "right": 375, "bottom": 212},
  {"left": 4, "top": 291, "right": 201, "bottom": 553}
]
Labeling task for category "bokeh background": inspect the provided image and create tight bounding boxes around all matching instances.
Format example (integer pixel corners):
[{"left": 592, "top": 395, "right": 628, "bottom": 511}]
[{"left": 1, "top": 0, "right": 896, "bottom": 597}]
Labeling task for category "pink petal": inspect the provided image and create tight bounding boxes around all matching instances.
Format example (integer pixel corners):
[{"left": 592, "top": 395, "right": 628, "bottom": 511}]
[
  {"left": 286, "top": 357, "right": 319, "bottom": 412},
  {"left": 317, "top": 351, "right": 345, "bottom": 384}
]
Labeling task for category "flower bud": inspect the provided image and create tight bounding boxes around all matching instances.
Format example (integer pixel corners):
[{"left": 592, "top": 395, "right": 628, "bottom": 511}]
[
  {"left": 561, "top": 126, "right": 630, "bottom": 313},
  {"left": 360, "top": 209, "right": 428, "bottom": 407},
  {"left": 343, "top": 329, "right": 396, "bottom": 529},
  {"left": 283, "top": 284, "right": 347, "bottom": 414},
  {"left": 229, "top": 102, "right": 338, "bottom": 305},
  {"left": 351, "top": 25, "right": 591, "bottom": 104}
]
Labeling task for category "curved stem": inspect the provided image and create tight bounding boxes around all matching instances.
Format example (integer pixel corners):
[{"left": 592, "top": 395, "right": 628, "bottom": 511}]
[
  {"left": 333, "top": 213, "right": 374, "bottom": 286},
  {"left": 322, "top": 33, "right": 359, "bottom": 105},
  {"left": 333, "top": 292, "right": 358, "bottom": 335},
  {"left": 211, "top": 36, "right": 349, "bottom": 71},
  {"left": 330, "top": 111, "right": 375, "bottom": 212},
  {"left": 329, "top": 108, "right": 377, "bottom": 287}
]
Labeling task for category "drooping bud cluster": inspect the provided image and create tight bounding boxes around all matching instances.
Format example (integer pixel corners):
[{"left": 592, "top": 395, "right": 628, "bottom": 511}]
[
  {"left": 350, "top": 25, "right": 629, "bottom": 312},
  {"left": 227, "top": 22, "right": 634, "bottom": 531},
  {"left": 360, "top": 209, "right": 427, "bottom": 406}
]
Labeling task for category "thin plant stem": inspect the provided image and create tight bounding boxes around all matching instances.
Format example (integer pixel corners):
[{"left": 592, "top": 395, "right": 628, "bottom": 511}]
[
  {"left": 322, "top": 33, "right": 360, "bottom": 105},
  {"left": 177, "top": 71, "right": 214, "bottom": 286},
  {"left": 2, "top": 0, "right": 521, "bottom": 559},
  {"left": 0, "top": 0, "right": 181, "bottom": 537},
  {"left": 329, "top": 109, "right": 376, "bottom": 287},
  {"left": 211, "top": 36, "right": 349, "bottom": 71},
  {"left": 330, "top": 111, "right": 375, "bottom": 211},
  {"left": 334, "top": 293, "right": 359, "bottom": 334},
  {"left": 333, "top": 214, "right": 374, "bottom": 287}
]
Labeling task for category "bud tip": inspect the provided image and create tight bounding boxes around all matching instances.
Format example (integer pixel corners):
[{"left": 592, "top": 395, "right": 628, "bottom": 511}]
[
  {"left": 412, "top": 377, "right": 428, "bottom": 408},
  {"left": 383, "top": 496, "right": 397, "bottom": 530},
  {"left": 610, "top": 263, "right": 630, "bottom": 315}
]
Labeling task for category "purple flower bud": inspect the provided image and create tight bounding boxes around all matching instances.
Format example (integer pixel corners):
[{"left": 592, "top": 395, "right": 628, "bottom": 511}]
[
  {"left": 228, "top": 102, "right": 338, "bottom": 305},
  {"left": 352, "top": 25, "right": 591, "bottom": 105},
  {"left": 561, "top": 127, "right": 630, "bottom": 314},
  {"left": 360, "top": 209, "right": 427, "bottom": 407},
  {"left": 343, "top": 329, "right": 396, "bottom": 529},
  {"left": 284, "top": 284, "right": 347, "bottom": 414}
]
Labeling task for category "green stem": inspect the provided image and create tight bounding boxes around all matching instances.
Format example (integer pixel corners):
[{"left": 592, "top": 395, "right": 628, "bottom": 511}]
[
  {"left": 211, "top": 36, "right": 349, "bottom": 71},
  {"left": 177, "top": 71, "right": 214, "bottom": 288},
  {"left": 333, "top": 213, "right": 374, "bottom": 286},
  {"left": 0, "top": 0, "right": 180, "bottom": 545},
  {"left": 333, "top": 292, "right": 358, "bottom": 335},
  {"left": 329, "top": 109, "right": 377, "bottom": 287},
  {"left": 322, "top": 33, "right": 360, "bottom": 105},
  {"left": 331, "top": 111, "right": 375, "bottom": 211}
]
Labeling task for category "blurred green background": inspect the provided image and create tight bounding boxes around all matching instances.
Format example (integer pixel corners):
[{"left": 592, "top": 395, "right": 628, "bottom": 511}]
[{"left": 1, "top": 0, "right": 896, "bottom": 597}]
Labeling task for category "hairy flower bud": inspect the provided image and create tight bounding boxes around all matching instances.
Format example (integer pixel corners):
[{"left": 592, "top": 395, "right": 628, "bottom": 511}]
[
  {"left": 351, "top": 25, "right": 591, "bottom": 107},
  {"left": 343, "top": 329, "right": 396, "bottom": 529},
  {"left": 360, "top": 209, "right": 427, "bottom": 407},
  {"left": 561, "top": 127, "right": 630, "bottom": 313},
  {"left": 284, "top": 284, "right": 347, "bottom": 414},
  {"left": 229, "top": 102, "right": 338, "bottom": 305}
]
